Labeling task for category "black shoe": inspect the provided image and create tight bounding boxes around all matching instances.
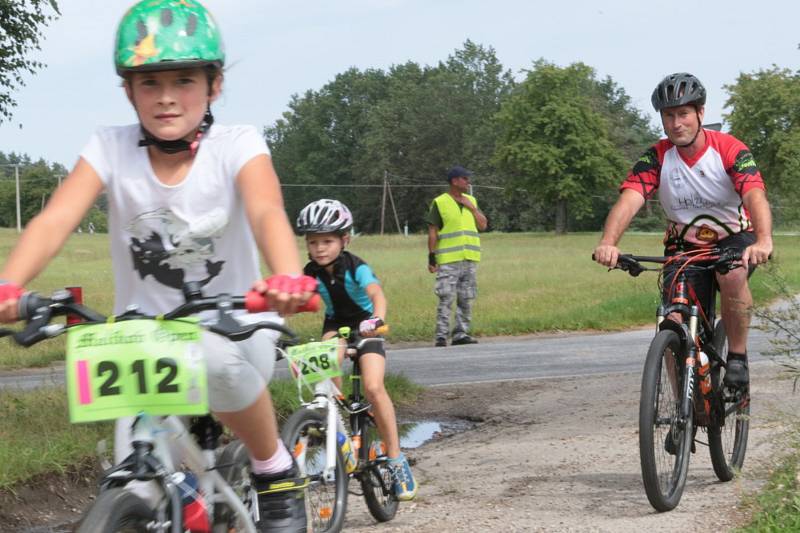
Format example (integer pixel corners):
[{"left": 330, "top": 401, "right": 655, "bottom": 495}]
[
  {"left": 451, "top": 335, "right": 478, "bottom": 345},
  {"left": 724, "top": 356, "right": 749, "bottom": 388},
  {"left": 664, "top": 432, "right": 676, "bottom": 455},
  {"left": 435, "top": 338, "right": 447, "bottom": 347},
  {"left": 252, "top": 466, "right": 308, "bottom": 533},
  {"left": 665, "top": 425, "right": 698, "bottom": 455}
]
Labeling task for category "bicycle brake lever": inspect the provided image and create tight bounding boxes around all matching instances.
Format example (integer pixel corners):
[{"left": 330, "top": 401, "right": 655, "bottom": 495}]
[
  {"left": 208, "top": 323, "right": 258, "bottom": 342},
  {"left": 627, "top": 264, "right": 645, "bottom": 277}
]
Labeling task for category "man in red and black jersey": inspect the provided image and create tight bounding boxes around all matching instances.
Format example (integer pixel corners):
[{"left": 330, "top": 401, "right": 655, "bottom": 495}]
[{"left": 593, "top": 72, "right": 773, "bottom": 389}]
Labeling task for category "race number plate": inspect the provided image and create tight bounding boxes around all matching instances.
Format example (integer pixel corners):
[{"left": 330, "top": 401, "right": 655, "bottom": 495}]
[
  {"left": 285, "top": 339, "right": 341, "bottom": 385},
  {"left": 65, "top": 319, "right": 207, "bottom": 423}
]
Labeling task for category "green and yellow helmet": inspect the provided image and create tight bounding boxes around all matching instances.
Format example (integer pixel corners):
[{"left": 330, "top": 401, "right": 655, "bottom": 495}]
[{"left": 114, "top": 0, "right": 225, "bottom": 75}]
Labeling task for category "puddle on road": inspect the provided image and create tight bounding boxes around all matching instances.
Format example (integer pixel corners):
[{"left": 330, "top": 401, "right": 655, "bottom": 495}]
[{"left": 399, "top": 418, "right": 475, "bottom": 449}]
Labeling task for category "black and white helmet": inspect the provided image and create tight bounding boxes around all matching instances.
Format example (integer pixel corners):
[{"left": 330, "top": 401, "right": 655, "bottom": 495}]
[
  {"left": 651, "top": 72, "right": 706, "bottom": 111},
  {"left": 296, "top": 199, "right": 353, "bottom": 234}
]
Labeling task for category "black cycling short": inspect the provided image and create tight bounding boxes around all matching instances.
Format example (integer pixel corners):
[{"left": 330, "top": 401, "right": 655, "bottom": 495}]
[
  {"left": 662, "top": 231, "right": 756, "bottom": 310},
  {"left": 322, "top": 316, "right": 386, "bottom": 358}
]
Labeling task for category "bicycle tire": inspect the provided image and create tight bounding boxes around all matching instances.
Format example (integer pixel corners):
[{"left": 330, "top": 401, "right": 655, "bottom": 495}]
[
  {"left": 639, "top": 329, "right": 693, "bottom": 512},
  {"left": 213, "top": 439, "right": 254, "bottom": 532},
  {"left": 76, "top": 488, "right": 156, "bottom": 533},
  {"left": 281, "top": 407, "right": 348, "bottom": 533},
  {"left": 359, "top": 414, "right": 399, "bottom": 522},
  {"left": 708, "top": 320, "right": 750, "bottom": 481}
]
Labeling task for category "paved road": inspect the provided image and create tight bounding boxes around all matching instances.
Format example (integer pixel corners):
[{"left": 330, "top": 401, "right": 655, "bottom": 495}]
[
  {"left": 0, "top": 325, "right": 776, "bottom": 390},
  {"left": 385, "top": 326, "right": 774, "bottom": 386}
]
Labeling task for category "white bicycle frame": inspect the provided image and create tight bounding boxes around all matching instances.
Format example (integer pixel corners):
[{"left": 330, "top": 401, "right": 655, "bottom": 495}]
[
  {"left": 113, "top": 413, "right": 258, "bottom": 533},
  {"left": 289, "top": 360, "right": 351, "bottom": 484}
]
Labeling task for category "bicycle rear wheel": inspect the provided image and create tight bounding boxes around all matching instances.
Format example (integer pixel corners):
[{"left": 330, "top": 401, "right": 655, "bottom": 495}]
[
  {"left": 708, "top": 320, "right": 750, "bottom": 481},
  {"left": 639, "top": 329, "right": 693, "bottom": 512},
  {"left": 359, "top": 414, "right": 398, "bottom": 522},
  {"left": 281, "top": 408, "right": 348, "bottom": 533},
  {"left": 76, "top": 488, "right": 156, "bottom": 532}
]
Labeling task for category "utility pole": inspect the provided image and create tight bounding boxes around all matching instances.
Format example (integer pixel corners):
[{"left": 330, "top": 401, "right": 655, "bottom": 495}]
[
  {"left": 385, "top": 179, "right": 402, "bottom": 234},
  {"left": 380, "top": 170, "right": 388, "bottom": 235},
  {"left": 15, "top": 164, "right": 21, "bottom": 232},
  {"left": 1, "top": 163, "right": 23, "bottom": 233}
]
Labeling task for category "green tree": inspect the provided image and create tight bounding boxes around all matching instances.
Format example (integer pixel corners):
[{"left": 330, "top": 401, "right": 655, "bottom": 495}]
[
  {"left": 493, "top": 60, "right": 627, "bottom": 234},
  {"left": 359, "top": 41, "right": 514, "bottom": 232},
  {"left": 0, "top": 151, "right": 104, "bottom": 231},
  {"left": 265, "top": 67, "right": 390, "bottom": 224},
  {"left": 0, "top": 0, "right": 60, "bottom": 122},
  {"left": 265, "top": 41, "right": 515, "bottom": 233},
  {"left": 724, "top": 67, "right": 800, "bottom": 224}
]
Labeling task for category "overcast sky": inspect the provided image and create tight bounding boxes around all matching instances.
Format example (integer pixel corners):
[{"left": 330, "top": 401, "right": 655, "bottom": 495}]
[{"left": 1, "top": 0, "right": 799, "bottom": 169}]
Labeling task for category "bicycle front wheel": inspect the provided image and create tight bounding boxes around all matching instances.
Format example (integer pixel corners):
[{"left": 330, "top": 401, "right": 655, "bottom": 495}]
[
  {"left": 281, "top": 408, "right": 348, "bottom": 533},
  {"left": 76, "top": 488, "right": 156, "bottom": 533},
  {"left": 639, "top": 329, "right": 693, "bottom": 512},
  {"left": 708, "top": 320, "right": 750, "bottom": 481},
  {"left": 359, "top": 414, "right": 398, "bottom": 522},
  {"left": 214, "top": 439, "right": 255, "bottom": 532}
]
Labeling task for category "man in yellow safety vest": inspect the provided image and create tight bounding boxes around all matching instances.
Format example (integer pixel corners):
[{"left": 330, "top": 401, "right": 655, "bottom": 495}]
[{"left": 427, "top": 165, "right": 488, "bottom": 347}]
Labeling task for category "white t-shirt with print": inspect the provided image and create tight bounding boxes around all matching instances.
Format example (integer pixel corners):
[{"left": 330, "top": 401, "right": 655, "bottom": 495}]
[{"left": 81, "top": 123, "right": 275, "bottom": 317}]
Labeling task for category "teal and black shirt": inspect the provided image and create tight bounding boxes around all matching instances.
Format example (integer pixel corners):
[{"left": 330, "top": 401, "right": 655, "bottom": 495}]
[{"left": 304, "top": 251, "right": 380, "bottom": 323}]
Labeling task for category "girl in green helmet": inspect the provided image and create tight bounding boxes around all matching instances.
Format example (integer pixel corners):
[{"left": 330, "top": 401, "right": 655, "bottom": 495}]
[{"left": 0, "top": 1, "right": 309, "bottom": 531}]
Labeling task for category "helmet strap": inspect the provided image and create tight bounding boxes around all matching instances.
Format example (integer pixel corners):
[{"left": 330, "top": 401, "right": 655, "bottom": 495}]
[{"left": 138, "top": 106, "right": 215, "bottom": 156}]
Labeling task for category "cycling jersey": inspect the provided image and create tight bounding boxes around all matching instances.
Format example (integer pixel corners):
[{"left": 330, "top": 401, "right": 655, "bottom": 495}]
[
  {"left": 621, "top": 129, "right": 765, "bottom": 247},
  {"left": 303, "top": 251, "right": 379, "bottom": 323}
]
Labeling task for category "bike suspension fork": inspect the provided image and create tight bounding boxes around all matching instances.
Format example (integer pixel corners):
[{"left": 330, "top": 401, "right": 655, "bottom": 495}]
[{"left": 680, "top": 306, "right": 700, "bottom": 423}]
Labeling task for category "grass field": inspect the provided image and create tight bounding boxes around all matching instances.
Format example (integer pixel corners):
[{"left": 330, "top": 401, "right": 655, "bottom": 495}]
[
  {"left": 1, "top": 228, "right": 799, "bottom": 499},
  {"left": 0, "top": 372, "right": 422, "bottom": 489},
  {"left": 1, "top": 228, "right": 799, "bottom": 369}
]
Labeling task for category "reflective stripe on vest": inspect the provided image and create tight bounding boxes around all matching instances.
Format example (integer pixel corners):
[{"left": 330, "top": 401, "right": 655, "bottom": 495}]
[{"left": 433, "top": 193, "right": 481, "bottom": 264}]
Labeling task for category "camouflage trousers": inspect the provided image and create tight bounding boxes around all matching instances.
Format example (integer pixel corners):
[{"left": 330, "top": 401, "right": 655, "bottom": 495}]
[{"left": 434, "top": 260, "right": 478, "bottom": 341}]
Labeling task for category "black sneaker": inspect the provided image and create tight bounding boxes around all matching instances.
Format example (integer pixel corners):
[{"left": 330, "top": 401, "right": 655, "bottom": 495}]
[
  {"left": 664, "top": 432, "right": 676, "bottom": 455},
  {"left": 434, "top": 338, "right": 447, "bottom": 347},
  {"left": 664, "top": 429, "right": 696, "bottom": 455},
  {"left": 451, "top": 335, "right": 478, "bottom": 345},
  {"left": 252, "top": 466, "right": 308, "bottom": 533},
  {"left": 724, "top": 356, "right": 749, "bottom": 388}
]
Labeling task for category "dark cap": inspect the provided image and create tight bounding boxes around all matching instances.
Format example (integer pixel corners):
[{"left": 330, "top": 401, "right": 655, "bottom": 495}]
[{"left": 447, "top": 165, "right": 473, "bottom": 181}]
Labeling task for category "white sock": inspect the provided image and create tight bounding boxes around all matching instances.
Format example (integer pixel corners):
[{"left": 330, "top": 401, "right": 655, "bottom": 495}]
[{"left": 250, "top": 439, "right": 293, "bottom": 476}]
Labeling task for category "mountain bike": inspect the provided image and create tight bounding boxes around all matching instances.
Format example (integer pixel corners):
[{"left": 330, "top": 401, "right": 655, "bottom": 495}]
[
  {"left": 279, "top": 324, "right": 398, "bottom": 533},
  {"left": 598, "top": 248, "right": 750, "bottom": 512},
  {"left": 0, "top": 282, "right": 317, "bottom": 533}
]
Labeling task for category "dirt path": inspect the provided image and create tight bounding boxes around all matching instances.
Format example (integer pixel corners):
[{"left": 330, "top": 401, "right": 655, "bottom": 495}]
[
  {"left": 343, "top": 362, "right": 796, "bottom": 532},
  {"left": 4, "top": 362, "right": 797, "bottom": 532}
]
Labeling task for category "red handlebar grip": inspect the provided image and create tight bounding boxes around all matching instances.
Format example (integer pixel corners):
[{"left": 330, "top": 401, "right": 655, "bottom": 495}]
[{"left": 245, "top": 291, "right": 321, "bottom": 313}]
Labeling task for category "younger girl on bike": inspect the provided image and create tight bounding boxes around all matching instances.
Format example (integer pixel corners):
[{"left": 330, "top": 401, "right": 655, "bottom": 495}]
[
  {"left": 0, "top": 1, "right": 312, "bottom": 531},
  {"left": 296, "top": 198, "right": 418, "bottom": 501}
]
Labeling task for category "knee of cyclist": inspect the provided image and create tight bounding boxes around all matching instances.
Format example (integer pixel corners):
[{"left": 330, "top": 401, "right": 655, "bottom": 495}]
[
  {"left": 206, "top": 357, "right": 248, "bottom": 388},
  {"left": 364, "top": 381, "right": 389, "bottom": 403},
  {"left": 716, "top": 266, "right": 748, "bottom": 287}
]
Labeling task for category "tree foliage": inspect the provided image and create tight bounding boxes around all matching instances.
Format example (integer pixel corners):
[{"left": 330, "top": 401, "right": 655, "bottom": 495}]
[
  {"left": 0, "top": 0, "right": 60, "bottom": 122},
  {"left": 0, "top": 151, "right": 105, "bottom": 231},
  {"left": 266, "top": 41, "right": 516, "bottom": 233},
  {"left": 724, "top": 67, "right": 800, "bottom": 224},
  {"left": 493, "top": 61, "right": 630, "bottom": 233}
]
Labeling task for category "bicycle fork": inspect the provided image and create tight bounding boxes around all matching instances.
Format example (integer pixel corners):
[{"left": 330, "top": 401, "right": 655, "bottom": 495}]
[
  {"left": 311, "top": 380, "right": 349, "bottom": 483},
  {"left": 679, "top": 307, "right": 700, "bottom": 427}
]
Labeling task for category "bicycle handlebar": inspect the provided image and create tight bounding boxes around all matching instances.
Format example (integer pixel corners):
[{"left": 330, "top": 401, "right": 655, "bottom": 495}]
[
  {"left": 2, "top": 284, "right": 321, "bottom": 348},
  {"left": 592, "top": 248, "right": 746, "bottom": 278}
]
